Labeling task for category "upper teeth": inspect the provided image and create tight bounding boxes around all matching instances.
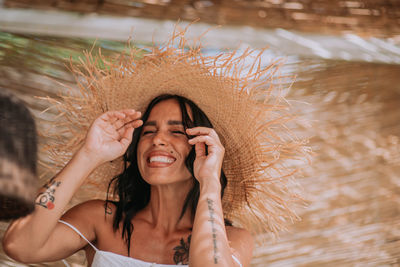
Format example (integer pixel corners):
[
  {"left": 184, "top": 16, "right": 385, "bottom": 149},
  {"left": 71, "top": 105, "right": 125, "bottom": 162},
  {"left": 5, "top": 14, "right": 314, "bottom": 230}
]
[{"left": 149, "top": 156, "right": 174, "bottom": 163}]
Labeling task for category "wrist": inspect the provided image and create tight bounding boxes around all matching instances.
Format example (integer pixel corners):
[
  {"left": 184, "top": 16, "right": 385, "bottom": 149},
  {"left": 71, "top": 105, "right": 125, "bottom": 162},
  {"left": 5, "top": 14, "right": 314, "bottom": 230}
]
[
  {"left": 199, "top": 176, "right": 222, "bottom": 193},
  {"left": 75, "top": 146, "right": 103, "bottom": 169}
]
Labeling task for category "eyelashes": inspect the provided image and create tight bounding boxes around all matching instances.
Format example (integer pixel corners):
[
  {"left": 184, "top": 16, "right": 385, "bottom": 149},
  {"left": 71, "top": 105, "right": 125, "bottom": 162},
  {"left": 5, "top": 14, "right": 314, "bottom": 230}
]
[
  {"left": 142, "top": 131, "right": 154, "bottom": 135},
  {"left": 142, "top": 130, "right": 185, "bottom": 135}
]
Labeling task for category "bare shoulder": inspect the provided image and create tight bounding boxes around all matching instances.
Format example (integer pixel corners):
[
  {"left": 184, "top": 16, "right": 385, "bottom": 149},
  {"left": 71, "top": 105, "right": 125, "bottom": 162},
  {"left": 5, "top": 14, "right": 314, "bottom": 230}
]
[
  {"left": 226, "top": 226, "right": 254, "bottom": 243},
  {"left": 63, "top": 199, "right": 115, "bottom": 219},
  {"left": 226, "top": 226, "right": 254, "bottom": 267},
  {"left": 60, "top": 200, "right": 116, "bottom": 238}
]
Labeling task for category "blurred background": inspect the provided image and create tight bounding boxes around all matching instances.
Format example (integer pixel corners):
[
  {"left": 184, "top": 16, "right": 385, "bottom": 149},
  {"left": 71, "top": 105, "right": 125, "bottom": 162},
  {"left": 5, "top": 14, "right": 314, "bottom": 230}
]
[{"left": 0, "top": 0, "right": 399, "bottom": 266}]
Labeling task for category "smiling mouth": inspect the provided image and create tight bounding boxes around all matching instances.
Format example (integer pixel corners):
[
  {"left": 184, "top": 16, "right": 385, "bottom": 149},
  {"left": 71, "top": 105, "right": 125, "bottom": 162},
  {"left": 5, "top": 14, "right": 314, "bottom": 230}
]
[{"left": 148, "top": 156, "right": 176, "bottom": 164}]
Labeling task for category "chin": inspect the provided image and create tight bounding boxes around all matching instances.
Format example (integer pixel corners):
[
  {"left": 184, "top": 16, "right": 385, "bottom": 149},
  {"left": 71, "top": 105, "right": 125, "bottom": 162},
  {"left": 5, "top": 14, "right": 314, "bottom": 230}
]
[{"left": 142, "top": 173, "right": 193, "bottom": 186}]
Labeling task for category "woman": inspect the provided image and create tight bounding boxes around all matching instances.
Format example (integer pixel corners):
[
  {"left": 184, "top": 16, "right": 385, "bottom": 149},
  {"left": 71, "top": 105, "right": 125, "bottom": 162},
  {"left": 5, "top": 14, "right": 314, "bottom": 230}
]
[
  {"left": 3, "top": 28, "right": 307, "bottom": 266},
  {"left": 4, "top": 93, "right": 252, "bottom": 266}
]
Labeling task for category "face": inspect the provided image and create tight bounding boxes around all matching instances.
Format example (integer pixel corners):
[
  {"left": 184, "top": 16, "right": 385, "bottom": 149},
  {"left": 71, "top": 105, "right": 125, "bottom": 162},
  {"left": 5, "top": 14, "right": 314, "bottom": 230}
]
[{"left": 137, "top": 99, "right": 192, "bottom": 185}]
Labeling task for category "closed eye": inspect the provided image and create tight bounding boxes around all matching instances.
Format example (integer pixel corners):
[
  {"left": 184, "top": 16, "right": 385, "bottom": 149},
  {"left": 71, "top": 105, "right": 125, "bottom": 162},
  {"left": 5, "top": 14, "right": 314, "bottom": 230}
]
[
  {"left": 143, "top": 130, "right": 155, "bottom": 135},
  {"left": 172, "top": 131, "right": 185, "bottom": 135}
]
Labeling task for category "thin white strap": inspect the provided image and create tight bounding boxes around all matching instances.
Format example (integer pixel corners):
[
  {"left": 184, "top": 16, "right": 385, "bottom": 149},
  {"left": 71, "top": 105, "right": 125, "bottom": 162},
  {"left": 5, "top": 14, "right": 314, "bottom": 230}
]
[
  {"left": 232, "top": 255, "right": 243, "bottom": 267},
  {"left": 61, "top": 259, "right": 71, "bottom": 267},
  {"left": 58, "top": 219, "right": 98, "bottom": 251}
]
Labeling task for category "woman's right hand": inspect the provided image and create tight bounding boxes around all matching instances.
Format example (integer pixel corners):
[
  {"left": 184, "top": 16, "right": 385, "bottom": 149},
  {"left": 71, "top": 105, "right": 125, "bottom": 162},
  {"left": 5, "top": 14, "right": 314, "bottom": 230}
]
[
  {"left": 3, "top": 109, "right": 142, "bottom": 264},
  {"left": 80, "top": 109, "right": 143, "bottom": 165}
]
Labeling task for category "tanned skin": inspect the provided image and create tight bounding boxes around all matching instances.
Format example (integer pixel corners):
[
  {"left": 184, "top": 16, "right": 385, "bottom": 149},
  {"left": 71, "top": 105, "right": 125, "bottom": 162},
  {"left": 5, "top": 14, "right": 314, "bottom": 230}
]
[{"left": 3, "top": 99, "right": 254, "bottom": 266}]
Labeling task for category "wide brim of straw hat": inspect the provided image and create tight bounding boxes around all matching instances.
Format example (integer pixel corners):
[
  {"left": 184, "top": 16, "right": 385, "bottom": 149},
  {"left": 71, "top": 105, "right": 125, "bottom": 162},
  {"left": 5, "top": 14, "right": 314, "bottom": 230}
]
[{"left": 41, "top": 26, "right": 310, "bottom": 236}]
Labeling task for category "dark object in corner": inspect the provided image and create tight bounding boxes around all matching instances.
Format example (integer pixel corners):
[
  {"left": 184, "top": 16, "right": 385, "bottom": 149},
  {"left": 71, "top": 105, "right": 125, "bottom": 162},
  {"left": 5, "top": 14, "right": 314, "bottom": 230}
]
[{"left": 0, "top": 88, "right": 37, "bottom": 220}]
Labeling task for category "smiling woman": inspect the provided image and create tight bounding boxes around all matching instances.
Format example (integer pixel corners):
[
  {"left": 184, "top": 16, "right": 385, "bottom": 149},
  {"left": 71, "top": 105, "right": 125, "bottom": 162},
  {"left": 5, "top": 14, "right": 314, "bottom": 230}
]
[
  {"left": 2, "top": 27, "right": 308, "bottom": 267},
  {"left": 104, "top": 94, "right": 232, "bottom": 266},
  {"left": 137, "top": 98, "right": 193, "bottom": 186}
]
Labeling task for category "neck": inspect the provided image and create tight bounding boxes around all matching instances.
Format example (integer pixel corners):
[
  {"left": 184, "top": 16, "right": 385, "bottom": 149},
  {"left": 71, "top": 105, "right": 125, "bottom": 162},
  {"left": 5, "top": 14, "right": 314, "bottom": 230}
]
[{"left": 143, "top": 178, "right": 194, "bottom": 234}]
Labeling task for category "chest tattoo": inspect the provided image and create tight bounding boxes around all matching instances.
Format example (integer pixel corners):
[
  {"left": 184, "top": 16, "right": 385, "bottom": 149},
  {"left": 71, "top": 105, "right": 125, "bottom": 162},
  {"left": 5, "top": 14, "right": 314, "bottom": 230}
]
[{"left": 173, "top": 234, "right": 191, "bottom": 265}]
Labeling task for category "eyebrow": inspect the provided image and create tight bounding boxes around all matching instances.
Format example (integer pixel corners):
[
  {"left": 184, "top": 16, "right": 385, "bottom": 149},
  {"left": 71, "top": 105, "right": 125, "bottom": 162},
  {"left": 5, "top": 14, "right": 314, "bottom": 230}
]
[{"left": 143, "top": 120, "right": 183, "bottom": 126}]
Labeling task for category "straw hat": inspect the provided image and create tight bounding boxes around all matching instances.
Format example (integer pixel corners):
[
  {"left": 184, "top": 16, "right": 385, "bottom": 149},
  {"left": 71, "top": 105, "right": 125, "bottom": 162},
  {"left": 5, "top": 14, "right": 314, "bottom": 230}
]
[
  {"left": 42, "top": 26, "right": 310, "bottom": 236},
  {"left": 0, "top": 89, "right": 38, "bottom": 220}
]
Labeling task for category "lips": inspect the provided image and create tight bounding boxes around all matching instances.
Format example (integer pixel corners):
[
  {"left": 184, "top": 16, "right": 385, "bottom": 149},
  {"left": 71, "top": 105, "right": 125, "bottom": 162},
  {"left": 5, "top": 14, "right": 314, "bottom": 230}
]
[
  {"left": 146, "top": 151, "right": 176, "bottom": 167},
  {"left": 149, "top": 156, "right": 174, "bottom": 164}
]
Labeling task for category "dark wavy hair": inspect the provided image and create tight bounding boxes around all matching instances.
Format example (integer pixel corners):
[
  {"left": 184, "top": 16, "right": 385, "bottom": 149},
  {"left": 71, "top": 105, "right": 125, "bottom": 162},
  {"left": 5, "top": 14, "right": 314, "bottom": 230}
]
[{"left": 106, "top": 94, "right": 230, "bottom": 255}]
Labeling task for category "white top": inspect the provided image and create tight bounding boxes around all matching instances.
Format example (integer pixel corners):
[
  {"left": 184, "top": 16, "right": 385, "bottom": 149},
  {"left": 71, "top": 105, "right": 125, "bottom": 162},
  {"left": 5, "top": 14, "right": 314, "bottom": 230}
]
[{"left": 59, "top": 220, "right": 242, "bottom": 267}]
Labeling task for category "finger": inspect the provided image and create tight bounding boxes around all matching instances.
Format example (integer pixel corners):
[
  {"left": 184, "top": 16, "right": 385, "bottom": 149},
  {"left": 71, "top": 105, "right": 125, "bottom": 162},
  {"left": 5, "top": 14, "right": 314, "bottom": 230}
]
[
  {"left": 186, "top": 127, "right": 219, "bottom": 139},
  {"left": 116, "top": 119, "right": 143, "bottom": 132},
  {"left": 188, "top": 135, "right": 216, "bottom": 146},
  {"left": 120, "top": 109, "right": 141, "bottom": 116},
  {"left": 113, "top": 111, "right": 142, "bottom": 130},
  {"left": 118, "top": 108, "right": 137, "bottom": 114},
  {"left": 103, "top": 123, "right": 120, "bottom": 139},
  {"left": 113, "top": 119, "right": 126, "bottom": 130},
  {"left": 119, "top": 127, "right": 134, "bottom": 148},
  {"left": 102, "top": 111, "right": 126, "bottom": 123},
  {"left": 120, "top": 110, "right": 142, "bottom": 122},
  {"left": 123, "top": 112, "right": 142, "bottom": 127},
  {"left": 194, "top": 142, "right": 206, "bottom": 157},
  {"left": 117, "top": 120, "right": 143, "bottom": 137},
  {"left": 99, "top": 112, "right": 126, "bottom": 127},
  {"left": 189, "top": 135, "right": 224, "bottom": 155},
  {"left": 101, "top": 110, "right": 141, "bottom": 125},
  {"left": 125, "top": 119, "right": 143, "bottom": 129}
]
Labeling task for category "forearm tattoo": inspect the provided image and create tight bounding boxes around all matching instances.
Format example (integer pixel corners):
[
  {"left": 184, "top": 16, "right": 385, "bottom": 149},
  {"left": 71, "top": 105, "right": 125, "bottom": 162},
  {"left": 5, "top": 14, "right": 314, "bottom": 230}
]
[
  {"left": 173, "top": 234, "right": 191, "bottom": 265},
  {"left": 207, "top": 198, "right": 219, "bottom": 264},
  {"left": 35, "top": 177, "right": 61, "bottom": 210}
]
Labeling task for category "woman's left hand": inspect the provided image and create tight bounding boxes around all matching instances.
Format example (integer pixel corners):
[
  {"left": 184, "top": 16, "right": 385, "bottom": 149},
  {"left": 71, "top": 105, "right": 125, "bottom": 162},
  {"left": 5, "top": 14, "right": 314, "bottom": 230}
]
[{"left": 186, "top": 127, "right": 225, "bottom": 185}]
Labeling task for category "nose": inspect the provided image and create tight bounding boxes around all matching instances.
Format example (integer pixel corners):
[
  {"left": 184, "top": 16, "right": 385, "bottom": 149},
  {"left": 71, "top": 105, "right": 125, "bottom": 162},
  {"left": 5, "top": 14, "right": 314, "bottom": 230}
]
[{"left": 152, "top": 130, "right": 168, "bottom": 146}]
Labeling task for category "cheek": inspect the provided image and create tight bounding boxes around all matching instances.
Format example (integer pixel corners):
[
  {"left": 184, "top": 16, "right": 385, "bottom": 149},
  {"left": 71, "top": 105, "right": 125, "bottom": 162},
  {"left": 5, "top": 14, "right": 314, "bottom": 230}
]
[
  {"left": 177, "top": 139, "right": 192, "bottom": 158},
  {"left": 136, "top": 140, "right": 147, "bottom": 168},
  {"left": 185, "top": 146, "right": 192, "bottom": 157},
  {"left": 181, "top": 146, "right": 193, "bottom": 164},
  {"left": 137, "top": 136, "right": 148, "bottom": 155}
]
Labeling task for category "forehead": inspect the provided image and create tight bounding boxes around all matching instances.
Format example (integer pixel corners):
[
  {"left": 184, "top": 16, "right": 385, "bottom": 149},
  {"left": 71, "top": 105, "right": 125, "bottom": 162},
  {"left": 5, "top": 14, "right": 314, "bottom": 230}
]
[{"left": 145, "top": 99, "right": 183, "bottom": 123}]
